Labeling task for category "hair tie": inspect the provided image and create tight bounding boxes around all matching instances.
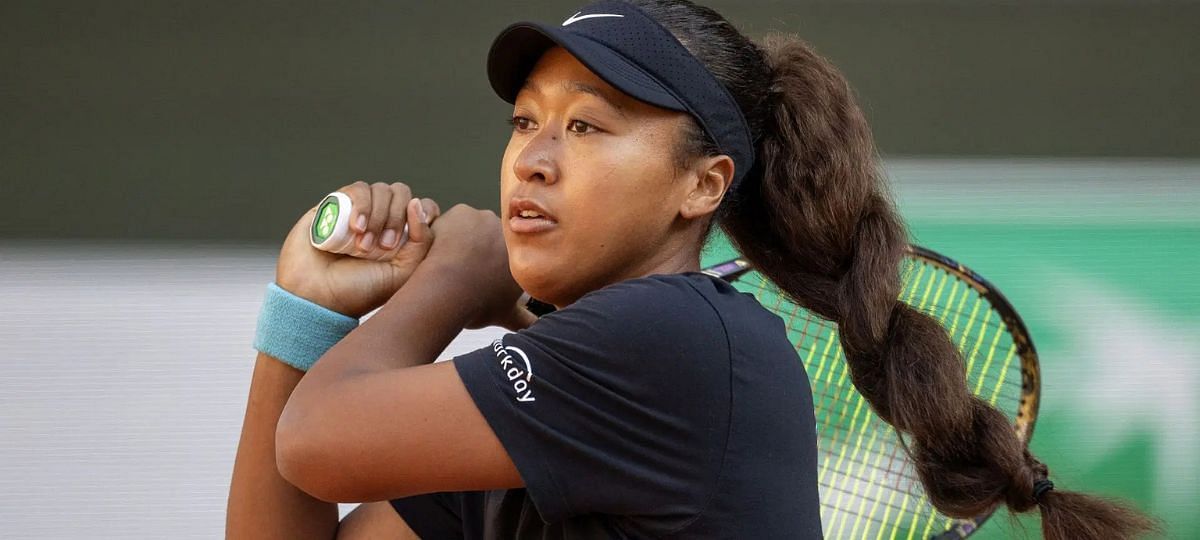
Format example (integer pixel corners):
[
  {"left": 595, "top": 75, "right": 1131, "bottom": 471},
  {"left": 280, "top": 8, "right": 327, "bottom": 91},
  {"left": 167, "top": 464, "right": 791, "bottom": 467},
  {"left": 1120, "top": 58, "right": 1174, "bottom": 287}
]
[{"left": 1033, "top": 479, "right": 1055, "bottom": 502}]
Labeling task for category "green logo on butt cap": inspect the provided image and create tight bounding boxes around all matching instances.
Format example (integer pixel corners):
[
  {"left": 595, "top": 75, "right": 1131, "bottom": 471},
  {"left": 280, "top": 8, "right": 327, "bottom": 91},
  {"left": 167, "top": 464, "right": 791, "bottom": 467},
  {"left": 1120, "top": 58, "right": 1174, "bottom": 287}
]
[{"left": 312, "top": 196, "right": 340, "bottom": 243}]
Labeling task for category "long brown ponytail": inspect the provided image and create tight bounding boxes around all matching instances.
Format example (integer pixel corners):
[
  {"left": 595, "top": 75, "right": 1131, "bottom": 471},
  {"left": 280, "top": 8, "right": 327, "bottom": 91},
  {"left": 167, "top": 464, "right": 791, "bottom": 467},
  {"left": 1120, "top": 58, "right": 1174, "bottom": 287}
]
[{"left": 629, "top": 1, "right": 1159, "bottom": 537}]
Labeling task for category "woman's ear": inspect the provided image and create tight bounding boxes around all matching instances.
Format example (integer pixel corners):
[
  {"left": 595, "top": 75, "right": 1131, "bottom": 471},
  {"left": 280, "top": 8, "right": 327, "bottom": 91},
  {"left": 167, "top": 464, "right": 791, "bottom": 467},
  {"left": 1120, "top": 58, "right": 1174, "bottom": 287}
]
[{"left": 679, "top": 155, "right": 735, "bottom": 219}]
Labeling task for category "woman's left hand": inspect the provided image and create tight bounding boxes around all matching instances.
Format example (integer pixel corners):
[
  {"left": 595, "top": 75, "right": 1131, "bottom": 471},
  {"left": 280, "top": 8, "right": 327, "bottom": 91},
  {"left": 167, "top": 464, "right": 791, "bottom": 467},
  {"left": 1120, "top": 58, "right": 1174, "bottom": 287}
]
[{"left": 275, "top": 181, "right": 441, "bottom": 318}]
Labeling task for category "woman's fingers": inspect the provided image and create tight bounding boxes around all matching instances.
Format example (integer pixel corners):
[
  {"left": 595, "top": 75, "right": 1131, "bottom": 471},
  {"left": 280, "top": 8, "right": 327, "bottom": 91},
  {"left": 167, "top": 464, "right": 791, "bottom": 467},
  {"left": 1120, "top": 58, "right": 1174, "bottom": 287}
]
[
  {"left": 340, "top": 181, "right": 371, "bottom": 234},
  {"left": 331, "top": 181, "right": 441, "bottom": 258},
  {"left": 405, "top": 198, "right": 432, "bottom": 246},
  {"left": 380, "top": 184, "right": 413, "bottom": 249},
  {"left": 358, "top": 182, "right": 393, "bottom": 250},
  {"left": 336, "top": 181, "right": 423, "bottom": 253},
  {"left": 383, "top": 198, "right": 436, "bottom": 272},
  {"left": 420, "top": 198, "right": 440, "bottom": 226}
]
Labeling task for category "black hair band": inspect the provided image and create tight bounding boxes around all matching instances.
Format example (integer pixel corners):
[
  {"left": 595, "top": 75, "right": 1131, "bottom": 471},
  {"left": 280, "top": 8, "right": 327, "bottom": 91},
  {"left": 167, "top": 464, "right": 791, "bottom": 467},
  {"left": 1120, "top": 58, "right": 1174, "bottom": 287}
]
[{"left": 1033, "top": 479, "right": 1055, "bottom": 502}]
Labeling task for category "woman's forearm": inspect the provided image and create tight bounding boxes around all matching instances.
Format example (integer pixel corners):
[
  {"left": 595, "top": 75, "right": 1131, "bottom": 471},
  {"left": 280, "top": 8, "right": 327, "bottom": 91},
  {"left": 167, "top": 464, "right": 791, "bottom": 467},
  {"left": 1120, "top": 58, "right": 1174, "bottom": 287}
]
[
  {"left": 296, "top": 259, "right": 477, "bottom": 385},
  {"left": 226, "top": 352, "right": 339, "bottom": 540}
]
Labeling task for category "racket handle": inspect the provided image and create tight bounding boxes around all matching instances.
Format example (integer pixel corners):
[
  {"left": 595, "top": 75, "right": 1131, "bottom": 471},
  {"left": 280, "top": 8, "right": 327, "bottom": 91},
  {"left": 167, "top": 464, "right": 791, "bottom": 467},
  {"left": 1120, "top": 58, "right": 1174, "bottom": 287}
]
[
  {"left": 309, "top": 191, "right": 556, "bottom": 317},
  {"left": 309, "top": 191, "right": 408, "bottom": 261}
]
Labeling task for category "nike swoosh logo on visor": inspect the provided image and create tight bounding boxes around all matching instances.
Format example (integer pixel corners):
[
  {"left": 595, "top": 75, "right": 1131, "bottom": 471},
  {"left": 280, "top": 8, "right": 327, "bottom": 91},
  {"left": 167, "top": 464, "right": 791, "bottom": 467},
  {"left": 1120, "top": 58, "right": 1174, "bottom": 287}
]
[{"left": 561, "top": 12, "right": 625, "bottom": 26}]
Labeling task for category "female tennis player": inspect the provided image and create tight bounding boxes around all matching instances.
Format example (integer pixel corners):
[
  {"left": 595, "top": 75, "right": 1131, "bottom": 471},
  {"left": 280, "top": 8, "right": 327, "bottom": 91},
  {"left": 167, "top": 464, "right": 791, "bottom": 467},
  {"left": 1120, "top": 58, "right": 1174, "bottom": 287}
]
[{"left": 228, "top": 1, "right": 1155, "bottom": 538}]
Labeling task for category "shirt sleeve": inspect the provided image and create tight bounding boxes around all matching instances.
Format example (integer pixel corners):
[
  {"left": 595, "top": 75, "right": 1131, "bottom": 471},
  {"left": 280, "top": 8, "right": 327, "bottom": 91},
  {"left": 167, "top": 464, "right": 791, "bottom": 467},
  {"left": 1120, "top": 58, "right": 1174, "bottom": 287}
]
[
  {"left": 389, "top": 491, "right": 484, "bottom": 539},
  {"left": 451, "top": 275, "right": 733, "bottom": 528}
]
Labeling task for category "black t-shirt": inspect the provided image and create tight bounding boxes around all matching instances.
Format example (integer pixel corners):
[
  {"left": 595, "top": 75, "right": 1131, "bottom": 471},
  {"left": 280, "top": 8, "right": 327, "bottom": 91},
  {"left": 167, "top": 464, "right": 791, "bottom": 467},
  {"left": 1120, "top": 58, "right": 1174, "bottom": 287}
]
[{"left": 390, "top": 273, "right": 822, "bottom": 539}]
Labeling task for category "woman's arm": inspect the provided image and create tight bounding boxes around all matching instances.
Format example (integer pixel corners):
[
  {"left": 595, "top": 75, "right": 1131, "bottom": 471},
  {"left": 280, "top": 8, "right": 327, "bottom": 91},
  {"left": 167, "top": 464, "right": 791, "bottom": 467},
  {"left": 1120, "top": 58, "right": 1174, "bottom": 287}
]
[
  {"left": 226, "top": 183, "right": 449, "bottom": 537},
  {"left": 274, "top": 262, "right": 526, "bottom": 502},
  {"left": 226, "top": 352, "right": 338, "bottom": 540},
  {"left": 226, "top": 354, "right": 424, "bottom": 540},
  {"left": 273, "top": 206, "right": 531, "bottom": 502}
]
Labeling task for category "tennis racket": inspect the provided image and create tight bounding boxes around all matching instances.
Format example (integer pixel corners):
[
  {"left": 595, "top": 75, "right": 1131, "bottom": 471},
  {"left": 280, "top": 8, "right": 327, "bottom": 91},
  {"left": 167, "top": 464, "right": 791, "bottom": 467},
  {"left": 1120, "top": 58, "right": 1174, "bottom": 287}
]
[{"left": 702, "top": 245, "right": 1041, "bottom": 539}]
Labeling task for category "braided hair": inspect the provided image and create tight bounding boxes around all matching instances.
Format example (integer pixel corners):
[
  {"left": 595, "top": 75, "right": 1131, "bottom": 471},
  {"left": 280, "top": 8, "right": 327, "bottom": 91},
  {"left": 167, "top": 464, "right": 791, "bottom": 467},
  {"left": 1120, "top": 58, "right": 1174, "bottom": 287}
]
[{"left": 630, "top": 1, "right": 1158, "bottom": 537}]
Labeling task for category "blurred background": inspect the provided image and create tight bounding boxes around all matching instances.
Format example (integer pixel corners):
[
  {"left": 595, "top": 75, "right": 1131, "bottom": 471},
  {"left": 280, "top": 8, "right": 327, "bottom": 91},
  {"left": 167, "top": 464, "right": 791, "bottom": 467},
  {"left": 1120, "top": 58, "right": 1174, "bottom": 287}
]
[{"left": 1, "top": 0, "right": 1196, "bottom": 538}]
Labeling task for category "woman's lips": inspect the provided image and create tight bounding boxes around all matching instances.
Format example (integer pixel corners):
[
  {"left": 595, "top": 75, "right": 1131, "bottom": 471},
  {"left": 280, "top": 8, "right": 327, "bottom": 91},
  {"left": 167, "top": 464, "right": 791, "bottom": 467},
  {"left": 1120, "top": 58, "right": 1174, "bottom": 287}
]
[
  {"left": 508, "top": 197, "right": 557, "bottom": 234},
  {"left": 509, "top": 215, "right": 557, "bottom": 234}
]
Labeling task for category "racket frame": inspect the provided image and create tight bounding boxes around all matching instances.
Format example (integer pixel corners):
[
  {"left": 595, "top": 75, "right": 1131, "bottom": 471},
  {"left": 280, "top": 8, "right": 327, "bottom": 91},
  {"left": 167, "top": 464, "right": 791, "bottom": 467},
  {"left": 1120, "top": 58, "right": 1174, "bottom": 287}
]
[{"left": 703, "top": 245, "right": 1042, "bottom": 539}]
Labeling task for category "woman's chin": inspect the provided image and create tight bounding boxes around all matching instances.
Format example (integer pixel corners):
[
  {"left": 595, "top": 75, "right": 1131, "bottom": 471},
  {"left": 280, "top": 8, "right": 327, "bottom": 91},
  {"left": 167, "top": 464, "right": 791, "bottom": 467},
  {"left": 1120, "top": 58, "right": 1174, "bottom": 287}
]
[
  {"left": 510, "top": 255, "right": 556, "bottom": 299},
  {"left": 514, "top": 262, "right": 590, "bottom": 310}
]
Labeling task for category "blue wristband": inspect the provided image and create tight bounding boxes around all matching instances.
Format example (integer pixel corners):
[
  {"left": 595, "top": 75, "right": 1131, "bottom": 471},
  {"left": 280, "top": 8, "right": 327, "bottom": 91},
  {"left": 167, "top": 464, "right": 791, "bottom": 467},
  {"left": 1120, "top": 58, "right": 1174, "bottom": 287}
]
[{"left": 253, "top": 282, "right": 359, "bottom": 371}]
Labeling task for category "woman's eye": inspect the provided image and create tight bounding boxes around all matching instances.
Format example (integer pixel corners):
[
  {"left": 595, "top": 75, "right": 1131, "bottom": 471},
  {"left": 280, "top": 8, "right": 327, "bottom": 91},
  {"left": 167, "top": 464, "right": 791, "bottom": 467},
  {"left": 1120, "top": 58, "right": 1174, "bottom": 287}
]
[
  {"left": 508, "top": 116, "right": 534, "bottom": 131},
  {"left": 567, "top": 119, "right": 596, "bottom": 135}
]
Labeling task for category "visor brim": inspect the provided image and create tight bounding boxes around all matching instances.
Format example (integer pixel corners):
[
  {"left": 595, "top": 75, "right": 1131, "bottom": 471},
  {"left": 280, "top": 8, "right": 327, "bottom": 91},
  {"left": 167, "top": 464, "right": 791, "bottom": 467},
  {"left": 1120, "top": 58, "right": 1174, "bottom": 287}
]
[{"left": 487, "top": 22, "right": 686, "bottom": 112}]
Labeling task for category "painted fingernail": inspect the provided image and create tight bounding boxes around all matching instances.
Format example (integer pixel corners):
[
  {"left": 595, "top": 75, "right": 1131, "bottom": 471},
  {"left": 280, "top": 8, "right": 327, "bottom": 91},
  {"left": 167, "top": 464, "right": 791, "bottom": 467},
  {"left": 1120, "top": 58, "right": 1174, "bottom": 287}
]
[
  {"left": 380, "top": 228, "right": 396, "bottom": 248},
  {"left": 355, "top": 214, "right": 367, "bottom": 231},
  {"left": 359, "top": 231, "right": 374, "bottom": 250}
]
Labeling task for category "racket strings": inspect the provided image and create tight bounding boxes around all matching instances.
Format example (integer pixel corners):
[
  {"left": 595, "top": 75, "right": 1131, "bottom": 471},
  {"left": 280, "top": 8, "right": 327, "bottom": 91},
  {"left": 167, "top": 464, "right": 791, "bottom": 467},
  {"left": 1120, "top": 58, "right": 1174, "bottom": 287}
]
[{"left": 733, "top": 260, "right": 1025, "bottom": 539}]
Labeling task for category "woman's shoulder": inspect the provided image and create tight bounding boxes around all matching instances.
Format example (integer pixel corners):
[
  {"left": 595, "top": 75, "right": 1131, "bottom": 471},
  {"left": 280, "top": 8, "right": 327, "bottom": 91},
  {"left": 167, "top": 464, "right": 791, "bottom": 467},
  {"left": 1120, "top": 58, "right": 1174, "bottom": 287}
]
[
  {"left": 593, "top": 272, "right": 772, "bottom": 326},
  {"left": 558, "top": 272, "right": 748, "bottom": 333},
  {"left": 527, "top": 272, "right": 784, "bottom": 360},
  {"left": 538, "top": 272, "right": 695, "bottom": 322},
  {"left": 586, "top": 273, "right": 796, "bottom": 358},
  {"left": 576, "top": 271, "right": 753, "bottom": 312},
  {"left": 519, "top": 273, "right": 741, "bottom": 368}
]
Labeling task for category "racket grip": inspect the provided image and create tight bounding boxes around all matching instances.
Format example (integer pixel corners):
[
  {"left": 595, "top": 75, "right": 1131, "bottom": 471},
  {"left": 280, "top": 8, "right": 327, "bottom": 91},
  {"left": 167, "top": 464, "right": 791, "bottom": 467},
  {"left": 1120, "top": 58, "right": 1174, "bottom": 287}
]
[
  {"left": 309, "top": 191, "right": 556, "bottom": 317},
  {"left": 309, "top": 191, "right": 408, "bottom": 261}
]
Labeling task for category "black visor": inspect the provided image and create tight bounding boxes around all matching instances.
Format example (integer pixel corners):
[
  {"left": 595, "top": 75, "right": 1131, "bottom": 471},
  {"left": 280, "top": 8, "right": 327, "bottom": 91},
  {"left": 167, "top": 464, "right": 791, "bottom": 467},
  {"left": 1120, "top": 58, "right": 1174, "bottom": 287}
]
[{"left": 486, "top": 0, "right": 755, "bottom": 189}]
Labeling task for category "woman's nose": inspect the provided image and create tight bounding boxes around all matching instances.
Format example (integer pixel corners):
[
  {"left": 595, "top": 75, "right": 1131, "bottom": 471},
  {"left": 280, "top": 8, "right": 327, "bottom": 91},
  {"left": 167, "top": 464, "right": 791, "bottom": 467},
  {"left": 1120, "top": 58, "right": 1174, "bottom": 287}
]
[{"left": 512, "top": 129, "right": 560, "bottom": 185}]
